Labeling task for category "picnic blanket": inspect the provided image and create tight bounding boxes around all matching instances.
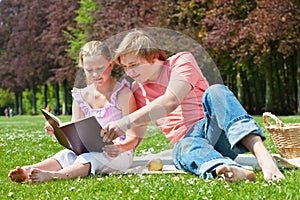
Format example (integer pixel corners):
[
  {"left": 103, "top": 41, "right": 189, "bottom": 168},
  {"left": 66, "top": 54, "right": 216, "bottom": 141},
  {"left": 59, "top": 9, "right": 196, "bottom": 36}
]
[{"left": 115, "top": 149, "right": 300, "bottom": 174}]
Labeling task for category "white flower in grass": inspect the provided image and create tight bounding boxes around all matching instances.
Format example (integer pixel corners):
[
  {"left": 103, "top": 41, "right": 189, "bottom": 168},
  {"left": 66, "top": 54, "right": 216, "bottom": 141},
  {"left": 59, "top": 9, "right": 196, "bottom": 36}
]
[
  {"left": 172, "top": 176, "right": 180, "bottom": 181},
  {"left": 97, "top": 177, "right": 104, "bottom": 181},
  {"left": 138, "top": 174, "right": 144, "bottom": 178},
  {"left": 69, "top": 187, "right": 75, "bottom": 191},
  {"left": 276, "top": 185, "right": 281, "bottom": 190},
  {"left": 159, "top": 187, "right": 164, "bottom": 190},
  {"left": 8, "top": 192, "right": 13, "bottom": 197},
  {"left": 76, "top": 177, "right": 83, "bottom": 182},
  {"left": 133, "top": 189, "right": 139, "bottom": 193},
  {"left": 118, "top": 190, "right": 123, "bottom": 194},
  {"left": 186, "top": 178, "right": 195, "bottom": 185}
]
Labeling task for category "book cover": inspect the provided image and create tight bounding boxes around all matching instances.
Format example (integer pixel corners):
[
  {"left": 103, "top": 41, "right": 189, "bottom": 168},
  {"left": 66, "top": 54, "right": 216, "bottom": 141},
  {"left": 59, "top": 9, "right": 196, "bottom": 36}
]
[{"left": 41, "top": 109, "right": 112, "bottom": 155}]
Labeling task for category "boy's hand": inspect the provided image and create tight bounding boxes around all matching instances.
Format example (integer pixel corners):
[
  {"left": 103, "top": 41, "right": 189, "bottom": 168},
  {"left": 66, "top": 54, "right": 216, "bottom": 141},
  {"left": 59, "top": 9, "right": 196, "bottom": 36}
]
[
  {"left": 102, "top": 144, "right": 123, "bottom": 158},
  {"left": 44, "top": 121, "right": 54, "bottom": 135},
  {"left": 101, "top": 119, "right": 127, "bottom": 142}
]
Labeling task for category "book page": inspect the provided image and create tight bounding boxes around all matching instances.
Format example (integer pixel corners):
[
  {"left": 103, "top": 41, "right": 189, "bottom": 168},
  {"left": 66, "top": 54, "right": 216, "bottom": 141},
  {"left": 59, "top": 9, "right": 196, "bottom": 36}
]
[
  {"left": 41, "top": 108, "right": 112, "bottom": 155},
  {"left": 60, "top": 116, "right": 112, "bottom": 155},
  {"left": 40, "top": 109, "right": 70, "bottom": 148},
  {"left": 40, "top": 109, "right": 61, "bottom": 126}
]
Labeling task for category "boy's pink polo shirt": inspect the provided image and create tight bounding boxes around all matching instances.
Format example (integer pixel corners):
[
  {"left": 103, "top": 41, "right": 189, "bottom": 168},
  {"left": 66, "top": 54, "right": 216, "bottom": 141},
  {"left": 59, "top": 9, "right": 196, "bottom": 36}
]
[{"left": 132, "top": 52, "right": 209, "bottom": 144}]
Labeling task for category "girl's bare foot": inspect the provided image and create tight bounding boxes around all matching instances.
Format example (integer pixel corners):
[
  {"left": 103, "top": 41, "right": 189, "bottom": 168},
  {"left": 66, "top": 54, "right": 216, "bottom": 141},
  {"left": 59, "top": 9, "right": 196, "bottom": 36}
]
[
  {"left": 28, "top": 168, "right": 57, "bottom": 183},
  {"left": 216, "top": 165, "right": 256, "bottom": 182},
  {"left": 8, "top": 166, "right": 30, "bottom": 183}
]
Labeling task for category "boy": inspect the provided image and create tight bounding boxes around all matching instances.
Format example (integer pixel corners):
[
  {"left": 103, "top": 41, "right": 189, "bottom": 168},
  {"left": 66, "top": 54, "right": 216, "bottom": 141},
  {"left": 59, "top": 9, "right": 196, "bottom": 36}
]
[{"left": 102, "top": 30, "right": 284, "bottom": 182}]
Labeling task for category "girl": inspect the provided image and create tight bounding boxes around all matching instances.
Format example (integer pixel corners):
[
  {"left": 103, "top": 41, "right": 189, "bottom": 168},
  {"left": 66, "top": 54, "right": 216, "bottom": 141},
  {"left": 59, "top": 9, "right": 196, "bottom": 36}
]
[{"left": 9, "top": 41, "right": 141, "bottom": 183}]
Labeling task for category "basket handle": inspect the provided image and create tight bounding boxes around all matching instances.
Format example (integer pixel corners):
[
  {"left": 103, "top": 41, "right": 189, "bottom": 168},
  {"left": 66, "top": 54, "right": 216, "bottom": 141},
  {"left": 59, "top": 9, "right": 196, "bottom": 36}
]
[{"left": 263, "top": 112, "right": 283, "bottom": 128}]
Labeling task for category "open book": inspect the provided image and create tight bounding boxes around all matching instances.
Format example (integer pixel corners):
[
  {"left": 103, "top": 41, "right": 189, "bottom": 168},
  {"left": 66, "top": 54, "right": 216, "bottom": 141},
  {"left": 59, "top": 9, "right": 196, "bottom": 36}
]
[{"left": 41, "top": 109, "right": 112, "bottom": 155}]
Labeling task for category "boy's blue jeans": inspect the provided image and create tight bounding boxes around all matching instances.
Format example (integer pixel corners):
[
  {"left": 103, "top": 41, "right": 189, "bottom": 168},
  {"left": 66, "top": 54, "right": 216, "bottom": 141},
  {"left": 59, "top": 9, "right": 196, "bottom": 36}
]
[{"left": 172, "top": 84, "right": 265, "bottom": 179}]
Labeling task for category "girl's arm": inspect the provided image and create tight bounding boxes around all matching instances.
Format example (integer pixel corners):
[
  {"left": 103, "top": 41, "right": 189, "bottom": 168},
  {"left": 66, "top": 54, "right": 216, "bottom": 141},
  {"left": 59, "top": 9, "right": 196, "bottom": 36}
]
[{"left": 71, "top": 99, "right": 85, "bottom": 122}]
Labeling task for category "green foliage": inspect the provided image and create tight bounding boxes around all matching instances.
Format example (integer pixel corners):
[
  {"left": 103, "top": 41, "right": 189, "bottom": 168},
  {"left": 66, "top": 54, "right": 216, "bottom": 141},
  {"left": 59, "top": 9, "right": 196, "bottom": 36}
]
[
  {"left": 65, "top": 0, "right": 97, "bottom": 62},
  {"left": 1, "top": 115, "right": 300, "bottom": 199},
  {"left": 21, "top": 89, "right": 33, "bottom": 114},
  {"left": 0, "top": 88, "right": 14, "bottom": 108},
  {"left": 226, "top": 0, "right": 257, "bottom": 20},
  {"left": 20, "top": 84, "right": 70, "bottom": 115}
]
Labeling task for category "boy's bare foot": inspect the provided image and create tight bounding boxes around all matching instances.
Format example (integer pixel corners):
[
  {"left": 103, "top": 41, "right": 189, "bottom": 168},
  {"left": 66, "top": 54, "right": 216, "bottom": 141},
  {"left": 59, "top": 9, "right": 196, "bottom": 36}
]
[
  {"left": 8, "top": 166, "right": 30, "bottom": 183},
  {"left": 260, "top": 158, "right": 285, "bottom": 181},
  {"left": 216, "top": 165, "right": 256, "bottom": 182},
  {"left": 28, "top": 168, "right": 57, "bottom": 183},
  {"left": 240, "top": 133, "right": 285, "bottom": 181}
]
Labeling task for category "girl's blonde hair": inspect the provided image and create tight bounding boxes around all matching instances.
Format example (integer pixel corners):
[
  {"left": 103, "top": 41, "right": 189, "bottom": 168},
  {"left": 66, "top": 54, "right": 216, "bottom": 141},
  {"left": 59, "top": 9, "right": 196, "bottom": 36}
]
[
  {"left": 115, "top": 30, "right": 166, "bottom": 65},
  {"left": 79, "top": 41, "right": 112, "bottom": 68}
]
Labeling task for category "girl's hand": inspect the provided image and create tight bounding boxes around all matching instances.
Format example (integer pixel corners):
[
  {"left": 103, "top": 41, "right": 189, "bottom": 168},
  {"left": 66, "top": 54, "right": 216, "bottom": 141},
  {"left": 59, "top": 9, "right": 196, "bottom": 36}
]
[
  {"left": 102, "top": 143, "right": 123, "bottom": 158},
  {"left": 44, "top": 121, "right": 54, "bottom": 135}
]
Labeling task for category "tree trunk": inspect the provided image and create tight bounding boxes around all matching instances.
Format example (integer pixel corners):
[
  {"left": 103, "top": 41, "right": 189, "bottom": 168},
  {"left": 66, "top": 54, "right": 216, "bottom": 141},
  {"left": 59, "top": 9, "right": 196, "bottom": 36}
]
[
  {"left": 18, "top": 92, "right": 23, "bottom": 115},
  {"left": 43, "top": 84, "right": 48, "bottom": 108},
  {"left": 253, "top": 69, "right": 264, "bottom": 114},
  {"left": 31, "top": 83, "right": 37, "bottom": 115},
  {"left": 62, "top": 79, "right": 68, "bottom": 115},
  {"left": 297, "top": 48, "right": 300, "bottom": 114},
  {"left": 14, "top": 92, "right": 19, "bottom": 115},
  {"left": 54, "top": 82, "right": 60, "bottom": 115},
  {"left": 236, "top": 66, "right": 244, "bottom": 105},
  {"left": 265, "top": 59, "right": 273, "bottom": 112},
  {"left": 274, "top": 53, "right": 283, "bottom": 113}
]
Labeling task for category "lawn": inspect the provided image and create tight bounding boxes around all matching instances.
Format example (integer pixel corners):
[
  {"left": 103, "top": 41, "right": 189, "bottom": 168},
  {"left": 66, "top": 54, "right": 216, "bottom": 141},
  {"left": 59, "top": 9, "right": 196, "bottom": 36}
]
[{"left": 0, "top": 115, "right": 299, "bottom": 200}]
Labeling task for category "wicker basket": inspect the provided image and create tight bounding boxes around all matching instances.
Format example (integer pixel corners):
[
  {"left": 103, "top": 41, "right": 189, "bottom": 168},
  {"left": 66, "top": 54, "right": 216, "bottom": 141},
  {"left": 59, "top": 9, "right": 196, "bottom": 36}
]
[{"left": 263, "top": 112, "right": 300, "bottom": 159}]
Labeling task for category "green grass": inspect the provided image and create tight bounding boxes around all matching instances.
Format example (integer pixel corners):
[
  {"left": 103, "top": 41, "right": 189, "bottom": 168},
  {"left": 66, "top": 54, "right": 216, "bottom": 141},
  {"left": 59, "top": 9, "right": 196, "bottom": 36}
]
[{"left": 0, "top": 115, "right": 299, "bottom": 200}]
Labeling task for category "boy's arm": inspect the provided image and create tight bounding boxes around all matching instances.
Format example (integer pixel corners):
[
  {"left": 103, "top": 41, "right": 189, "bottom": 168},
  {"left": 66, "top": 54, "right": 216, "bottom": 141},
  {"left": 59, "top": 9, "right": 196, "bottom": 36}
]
[
  {"left": 115, "top": 85, "right": 143, "bottom": 151},
  {"left": 102, "top": 76, "right": 192, "bottom": 142},
  {"left": 130, "top": 78, "right": 192, "bottom": 125},
  {"left": 114, "top": 125, "right": 147, "bottom": 151}
]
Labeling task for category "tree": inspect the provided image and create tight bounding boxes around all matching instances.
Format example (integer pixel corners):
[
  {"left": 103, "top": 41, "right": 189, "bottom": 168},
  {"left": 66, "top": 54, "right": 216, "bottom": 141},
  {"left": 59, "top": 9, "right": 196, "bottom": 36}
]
[
  {"left": 0, "top": 0, "right": 79, "bottom": 115},
  {"left": 40, "top": 0, "right": 79, "bottom": 115},
  {"left": 0, "top": 0, "right": 49, "bottom": 114},
  {"left": 200, "top": 0, "right": 300, "bottom": 114}
]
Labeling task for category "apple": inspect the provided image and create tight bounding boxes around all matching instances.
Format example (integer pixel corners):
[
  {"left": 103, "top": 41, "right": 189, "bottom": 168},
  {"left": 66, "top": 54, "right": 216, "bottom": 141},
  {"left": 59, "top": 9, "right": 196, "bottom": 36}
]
[{"left": 146, "top": 158, "right": 163, "bottom": 171}]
